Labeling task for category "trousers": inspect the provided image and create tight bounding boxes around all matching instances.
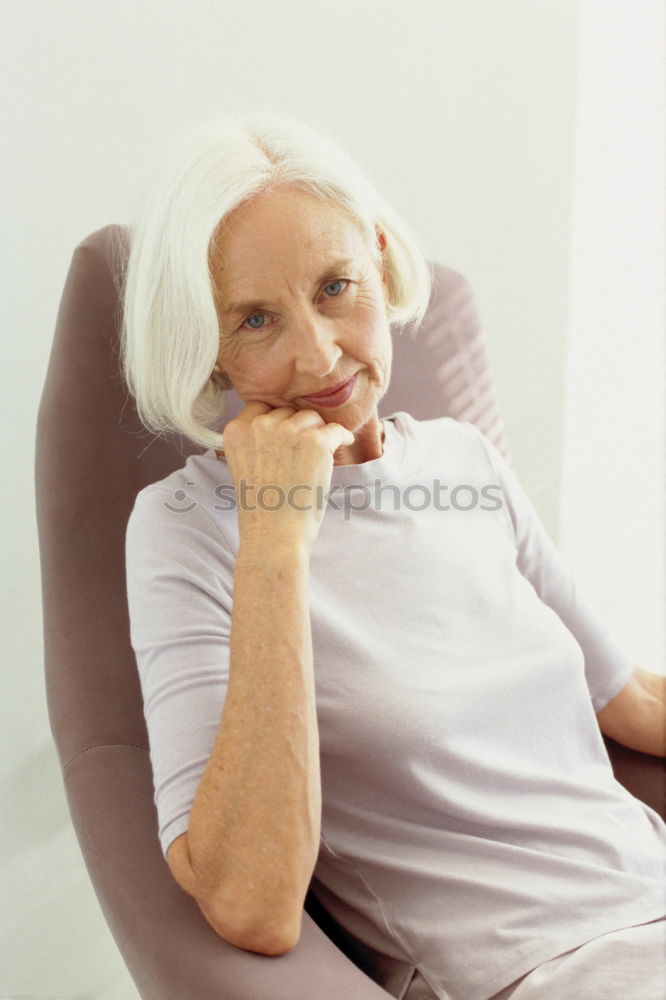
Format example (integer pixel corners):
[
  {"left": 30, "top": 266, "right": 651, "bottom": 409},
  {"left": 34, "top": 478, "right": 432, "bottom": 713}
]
[
  {"left": 488, "top": 917, "right": 666, "bottom": 1000},
  {"left": 402, "top": 918, "right": 666, "bottom": 1000}
]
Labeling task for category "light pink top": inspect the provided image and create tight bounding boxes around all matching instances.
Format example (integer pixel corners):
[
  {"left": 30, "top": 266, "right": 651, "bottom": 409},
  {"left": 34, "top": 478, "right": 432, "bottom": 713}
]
[{"left": 125, "top": 413, "right": 666, "bottom": 1000}]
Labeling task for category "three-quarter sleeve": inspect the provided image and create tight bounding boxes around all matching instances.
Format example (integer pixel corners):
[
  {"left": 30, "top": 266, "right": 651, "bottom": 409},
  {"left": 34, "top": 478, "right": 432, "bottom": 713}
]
[
  {"left": 461, "top": 421, "right": 634, "bottom": 712},
  {"left": 124, "top": 485, "right": 236, "bottom": 859}
]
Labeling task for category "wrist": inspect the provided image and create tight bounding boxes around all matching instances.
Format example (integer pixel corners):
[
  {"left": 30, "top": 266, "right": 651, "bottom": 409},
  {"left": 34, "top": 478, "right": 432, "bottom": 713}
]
[{"left": 237, "top": 534, "right": 312, "bottom": 568}]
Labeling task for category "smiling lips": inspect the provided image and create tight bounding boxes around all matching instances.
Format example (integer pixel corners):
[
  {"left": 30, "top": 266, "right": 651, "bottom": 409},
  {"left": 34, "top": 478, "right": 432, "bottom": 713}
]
[
  {"left": 302, "top": 375, "right": 354, "bottom": 398},
  {"left": 300, "top": 373, "right": 358, "bottom": 407}
]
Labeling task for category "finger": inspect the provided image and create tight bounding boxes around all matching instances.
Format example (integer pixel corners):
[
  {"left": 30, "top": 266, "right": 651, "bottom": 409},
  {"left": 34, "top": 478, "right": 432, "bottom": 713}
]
[
  {"left": 234, "top": 401, "right": 275, "bottom": 423},
  {"left": 250, "top": 404, "right": 305, "bottom": 426},
  {"left": 319, "top": 421, "right": 355, "bottom": 450},
  {"left": 274, "top": 408, "right": 327, "bottom": 430}
]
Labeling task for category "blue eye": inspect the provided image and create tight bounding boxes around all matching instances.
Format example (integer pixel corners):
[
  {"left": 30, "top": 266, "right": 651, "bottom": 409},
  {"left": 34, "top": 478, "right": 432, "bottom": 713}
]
[
  {"left": 244, "top": 313, "right": 266, "bottom": 329},
  {"left": 323, "top": 279, "right": 349, "bottom": 297}
]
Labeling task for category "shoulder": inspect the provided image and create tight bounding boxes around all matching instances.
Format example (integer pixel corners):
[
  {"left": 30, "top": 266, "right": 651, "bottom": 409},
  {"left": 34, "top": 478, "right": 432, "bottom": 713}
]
[
  {"left": 126, "top": 450, "right": 236, "bottom": 559},
  {"left": 395, "top": 411, "right": 495, "bottom": 474},
  {"left": 129, "top": 448, "right": 230, "bottom": 522},
  {"left": 131, "top": 448, "right": 221, "bottom": 505},
  {"left": 388, "top": 410, "right": 473, "bottom": 444},
  {"left": 396, "top": 410, "right": 482, "bottom": 443}
]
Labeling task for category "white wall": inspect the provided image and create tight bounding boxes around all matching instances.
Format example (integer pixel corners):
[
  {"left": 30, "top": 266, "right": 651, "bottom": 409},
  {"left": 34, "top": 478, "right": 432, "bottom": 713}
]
[
  {"left": 1, "top": 1, "right": 660, "bottom": 997},
  {"left": 561, "top": 0, "right": 664, "bottom": 674}
]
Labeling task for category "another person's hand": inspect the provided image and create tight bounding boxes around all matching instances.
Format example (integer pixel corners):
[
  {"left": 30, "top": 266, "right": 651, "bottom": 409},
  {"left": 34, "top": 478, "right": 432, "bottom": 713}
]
[{"left": 218, "top": 402, "right": 354, "bottom": 551}]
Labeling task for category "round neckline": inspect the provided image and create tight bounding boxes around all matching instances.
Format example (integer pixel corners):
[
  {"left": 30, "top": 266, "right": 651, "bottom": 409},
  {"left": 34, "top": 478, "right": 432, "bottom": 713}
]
[{"left": 329, "top": 414, "right": 406, "bottom": 485}]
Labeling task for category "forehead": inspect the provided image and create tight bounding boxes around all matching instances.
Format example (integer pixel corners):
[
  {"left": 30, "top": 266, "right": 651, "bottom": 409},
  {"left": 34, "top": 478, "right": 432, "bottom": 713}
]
[{"left": 210, "top": 187, "right": 370, "bottom": 302}]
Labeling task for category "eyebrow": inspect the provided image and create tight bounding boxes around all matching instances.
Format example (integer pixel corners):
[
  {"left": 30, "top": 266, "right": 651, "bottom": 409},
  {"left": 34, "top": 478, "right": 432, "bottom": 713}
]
[{"left": 221, "top": 258, "right": 360, "bottom": 317}]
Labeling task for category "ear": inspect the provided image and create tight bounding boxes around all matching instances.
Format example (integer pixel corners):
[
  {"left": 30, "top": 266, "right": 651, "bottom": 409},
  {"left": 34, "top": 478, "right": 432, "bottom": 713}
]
[
  {"left": 212, "top": 364, "right": 234, "bottom": 390},
  {"left": 374, "top": 225, "right": 389, "bottom": 294}
]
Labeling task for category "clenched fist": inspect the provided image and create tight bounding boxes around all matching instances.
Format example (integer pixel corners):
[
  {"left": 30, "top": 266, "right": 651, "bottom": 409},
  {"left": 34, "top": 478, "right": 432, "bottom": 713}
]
[{"left": 217, "top": 402, "right": 354, "bottom": 552}]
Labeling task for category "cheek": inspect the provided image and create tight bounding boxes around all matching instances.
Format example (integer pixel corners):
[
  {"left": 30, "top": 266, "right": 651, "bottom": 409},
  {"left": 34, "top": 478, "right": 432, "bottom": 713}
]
[
  {"left": 351, "top": 298, "right": 390, "bottom": 349},
  {"left": 221, "top": 342, "right": 289, "bottom": 390}
]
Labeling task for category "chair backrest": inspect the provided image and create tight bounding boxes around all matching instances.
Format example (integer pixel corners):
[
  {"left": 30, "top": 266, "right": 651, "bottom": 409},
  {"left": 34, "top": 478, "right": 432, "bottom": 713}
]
[{"left": 36, "top": 225, "right": 661, "bottom": 1000}]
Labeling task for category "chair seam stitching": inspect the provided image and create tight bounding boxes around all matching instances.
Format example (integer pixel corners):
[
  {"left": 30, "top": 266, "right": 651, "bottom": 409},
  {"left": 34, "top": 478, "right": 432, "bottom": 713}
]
[{"left": 63, "top": 742, "right": 149, "bottom": 771}]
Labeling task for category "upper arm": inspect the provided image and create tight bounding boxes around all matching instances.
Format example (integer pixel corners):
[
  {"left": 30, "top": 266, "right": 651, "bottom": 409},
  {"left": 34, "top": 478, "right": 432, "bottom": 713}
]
[
  {"left": 463, "top": 424, "right": 634, "bottom": 710},
  {"left": 125, "top": 489, "right": 235, "bottom": 864}
]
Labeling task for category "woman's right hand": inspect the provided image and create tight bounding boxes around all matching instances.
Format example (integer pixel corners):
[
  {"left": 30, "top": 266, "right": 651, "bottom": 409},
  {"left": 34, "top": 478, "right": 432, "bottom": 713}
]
[{"left": 218, "top": 401, "right": 354, "bottom": 552}]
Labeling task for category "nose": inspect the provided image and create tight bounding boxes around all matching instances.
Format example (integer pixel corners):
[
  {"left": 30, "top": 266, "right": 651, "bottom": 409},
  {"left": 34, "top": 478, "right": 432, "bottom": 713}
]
[{"left": 291, "top": 315, "right": 342, "bottom": 377}]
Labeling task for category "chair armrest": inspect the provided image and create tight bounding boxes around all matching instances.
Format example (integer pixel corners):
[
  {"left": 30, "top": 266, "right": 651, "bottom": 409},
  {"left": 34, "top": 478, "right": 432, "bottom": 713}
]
[
  {"left": 64, "top": 746, "right": 396, "bottom": 1000},
  {"left": 604, "top": 735, "right": 666, "bottom": 819}
]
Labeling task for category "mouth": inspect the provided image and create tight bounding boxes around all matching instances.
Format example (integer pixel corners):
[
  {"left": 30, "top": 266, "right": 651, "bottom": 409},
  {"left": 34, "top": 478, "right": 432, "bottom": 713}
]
[{"left": 300, "top": 374, "right": 357, "bottom": 401}]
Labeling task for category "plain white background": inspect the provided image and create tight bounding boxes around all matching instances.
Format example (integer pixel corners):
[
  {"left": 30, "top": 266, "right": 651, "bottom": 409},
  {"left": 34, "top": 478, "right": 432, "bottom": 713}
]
[{"left": 2, "top": 0, "right": 663, "bottom": 996}]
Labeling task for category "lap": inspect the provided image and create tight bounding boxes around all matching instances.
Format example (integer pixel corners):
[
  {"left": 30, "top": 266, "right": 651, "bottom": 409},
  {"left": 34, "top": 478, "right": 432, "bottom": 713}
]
[{"left": 488, "top": 918, "right": 666, "bottom": 1000}]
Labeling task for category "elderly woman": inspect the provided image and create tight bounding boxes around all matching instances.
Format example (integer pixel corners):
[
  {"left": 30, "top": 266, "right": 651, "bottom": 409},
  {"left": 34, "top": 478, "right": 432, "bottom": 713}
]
[{"left": 122, "top": 112, "right": 665, "bottom": 1000}]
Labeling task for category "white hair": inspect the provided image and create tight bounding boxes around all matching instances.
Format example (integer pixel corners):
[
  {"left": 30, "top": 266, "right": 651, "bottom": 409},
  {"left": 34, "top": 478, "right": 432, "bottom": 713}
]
[{"left": 119, "top": 110, "right": 433, "bottom": 450}]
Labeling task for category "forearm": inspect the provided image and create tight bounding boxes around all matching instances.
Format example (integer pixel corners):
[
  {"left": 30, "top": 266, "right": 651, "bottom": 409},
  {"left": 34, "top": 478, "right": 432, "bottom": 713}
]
[
  {"left": 184, "top": 539, "right": 321, "bottom": 947},
  {"left": 633, "top": 668, "right": 666, "bottom": 757},
  {"left": 597, "top": 667, "right": 666, "bottom": 757}
]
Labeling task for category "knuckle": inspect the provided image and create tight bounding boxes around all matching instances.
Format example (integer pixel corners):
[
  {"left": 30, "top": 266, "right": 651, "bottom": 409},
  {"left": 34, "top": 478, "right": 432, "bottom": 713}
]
[{"left": 222, "top": 420, "right": 242, "bottom": 445}]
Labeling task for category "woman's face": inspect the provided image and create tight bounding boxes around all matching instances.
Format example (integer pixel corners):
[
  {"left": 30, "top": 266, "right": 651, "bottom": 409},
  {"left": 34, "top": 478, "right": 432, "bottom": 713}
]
[{"left": 210, "top": 185, "right": 392, "bottom": 464}]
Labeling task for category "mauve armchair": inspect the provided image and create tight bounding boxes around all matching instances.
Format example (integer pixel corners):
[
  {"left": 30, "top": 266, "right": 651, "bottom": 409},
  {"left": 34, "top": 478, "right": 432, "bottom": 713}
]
[{"left": 35, "top": 225, "right": 665, "bottom": 1000}]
